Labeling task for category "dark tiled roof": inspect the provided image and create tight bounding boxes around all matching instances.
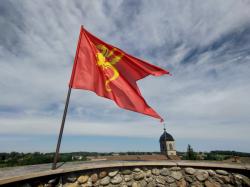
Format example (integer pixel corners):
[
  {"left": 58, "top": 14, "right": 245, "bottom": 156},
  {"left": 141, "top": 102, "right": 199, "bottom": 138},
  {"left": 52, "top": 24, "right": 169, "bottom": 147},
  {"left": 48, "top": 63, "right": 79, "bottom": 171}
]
[{"left": 159, "top": 131, "right": 174, "bottom": 142}]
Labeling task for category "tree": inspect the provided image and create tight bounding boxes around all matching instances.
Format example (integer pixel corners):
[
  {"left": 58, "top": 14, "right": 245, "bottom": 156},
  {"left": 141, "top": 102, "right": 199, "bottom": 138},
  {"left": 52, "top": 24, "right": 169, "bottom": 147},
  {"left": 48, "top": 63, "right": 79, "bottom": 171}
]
[{"left": 186, "top": 144, "right": 197, "bottom": 160}]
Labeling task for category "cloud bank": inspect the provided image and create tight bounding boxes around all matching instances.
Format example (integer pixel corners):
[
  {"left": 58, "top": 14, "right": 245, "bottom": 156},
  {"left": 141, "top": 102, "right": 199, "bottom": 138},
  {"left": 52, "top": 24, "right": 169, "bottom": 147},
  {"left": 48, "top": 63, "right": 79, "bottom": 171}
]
[{"left": 0, "top": 0, "right": 250, "bottom": 151}]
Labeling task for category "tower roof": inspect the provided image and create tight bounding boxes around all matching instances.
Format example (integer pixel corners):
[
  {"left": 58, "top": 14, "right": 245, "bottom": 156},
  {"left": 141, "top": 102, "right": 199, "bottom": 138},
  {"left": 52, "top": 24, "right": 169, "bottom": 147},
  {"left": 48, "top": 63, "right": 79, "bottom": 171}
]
[{"left": 159, "top": 130, "right": 174, "bottom": 142}]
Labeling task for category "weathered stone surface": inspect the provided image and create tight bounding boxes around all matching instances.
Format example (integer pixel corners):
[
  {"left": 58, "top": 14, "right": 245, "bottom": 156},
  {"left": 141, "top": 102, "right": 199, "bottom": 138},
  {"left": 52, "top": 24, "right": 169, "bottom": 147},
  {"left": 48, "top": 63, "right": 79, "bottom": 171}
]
[
  {"left": 217, "top": 175, "right": 230, "bottom": 183},
  {"left": 133, "top": 168, "right": 142, "bottom": 172},
  {"left": 126, "top": 180, "right": 133, "bottom": 186},
  {"left": 185, "top": 175, "right": 193, "bottom": 183},
  {"left": 170, "top": 171, "right": 183, "bottom": 180},
  {"left": 145, "top": 170, "right": 152, "bottom": 177},
  {"left": 145, "top": 177, "right": 153, "bottom": 183},
  {"left": 82, "top": 180, "right": 92, "bottom": 187},
  {"left": 132, "top": 182, "right": 139, "bottom": 187},
  {"left": 146, "top": 181, "right": 156, "bottom": 187},
  {"left": 100, "top": 176, "right": 110, "bottom": 186},
  {"left": 241, "top": 175, "right": 250, "bottom": 186},
  {"left": 169, "top": 182, "right": 178, "bottom": 187},
  {"left": 213, "top": 176, "right": 224, "bottom": 184},
  {"left": 78, "top": 175, "right": 89, "bottom": 184},
  {"left": 160, "top": 168, "right": 170, "bottom": 176},
  {"left": 122, "top": 169, "right": 132, "bottom": 175},
  {"left": 195, "top": 170, "right": 209, "bottom": 181},
  {"left": 156, "top": 184, "right": 165, "bottom": 187},
  {"left": 234, "top": 173, "right": 246, "bottom": 186},
  {"left": 215, "top": 170, "right": 228, "bottom": 176},
  {"left": 48, "top": 178, "right": 57, "bottom": 184},
  {"left": 156, "top": 176, "right": 166, "bottom": 185},
  {"left": 13, "top": 163, "right": 250, "bottom": 187},
  {"left": 177, "top": 179, "right": 187, "bottom": 187},
  {"left": 90, "top": 173, "right": 98, "bottom": 183},
  {"left": 99, "top": 171, "right": 108, "bottom": 178},
  {"left": 166, "top": 176, "right": 175, "bottom": 183},
  {"left": 152, "top": 168, "right": 160, "bottom": 175},
  {"left": 120, "top": 183, "right": 128, "bottom": 187},
  {"left": 142, "top": 167, "right": 148, "bottom": 171},
  {"left": 170, "top": 167, "right": 181, "bottom": 171},
  {"left": 140, "top": 166, "right": 147, "bottom": 171},
  {"left": 92, "top": 180, "right": 100, "bottom": 187},
  {"left": 139, "top": 180, "right": 147, "bottom": 187},
  {"left": 44, "top": 184, "right": 52, "bottom": 187},
  {"left": 191, "top": 181, "right": 203, "bottom": 187},
  {"left": 63, "top": 182, "right": 81, "bottom": 187},
  {"left": 124, "top": 175, "right": 133, "bottom": 182},
  {"left": 185, "top": 167, "right": 196, "bottom": 175},
  {"left": 134, "top": 172, "right": 145, "bottom": 180},
  {"left": 111, "top": 174, "right": 123, "bottom": 184},
  {"left": 109, "top": 170, "right": 119, "bottom": 177},
  {"left": 204, "top": 180, "right": 221, "bottom": 187},
  {"left": 67, "top": 176, "right": 77, "bottom": 183},
  {"left": 234, "top": 179, "right": 243, "bottom": 187},
  {"left": 80, "top": 183, "right": 87, "bottom": 187},
  {"left": 224, "top": 185, "right": 234, "bottom": 187},
  {"left": 207, "top": 170, "right": 216, "bottom": 176},
  {"left": 229, "top": 173, "right": 235, "bottom": 182}
]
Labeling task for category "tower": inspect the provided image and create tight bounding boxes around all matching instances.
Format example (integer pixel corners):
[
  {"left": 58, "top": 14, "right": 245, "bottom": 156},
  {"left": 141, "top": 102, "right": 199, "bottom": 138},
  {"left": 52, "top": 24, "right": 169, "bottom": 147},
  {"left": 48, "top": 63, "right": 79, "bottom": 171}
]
[{"left": 159, "top": 127, "right": 176, "bottom": 156}]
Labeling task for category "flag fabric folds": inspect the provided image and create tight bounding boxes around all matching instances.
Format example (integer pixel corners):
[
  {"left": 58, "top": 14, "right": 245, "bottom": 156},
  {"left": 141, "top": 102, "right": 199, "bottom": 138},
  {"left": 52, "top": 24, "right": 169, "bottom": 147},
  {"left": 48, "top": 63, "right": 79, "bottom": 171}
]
[{"left": 69, "top": 26, "right": 169, "bottom": 121}]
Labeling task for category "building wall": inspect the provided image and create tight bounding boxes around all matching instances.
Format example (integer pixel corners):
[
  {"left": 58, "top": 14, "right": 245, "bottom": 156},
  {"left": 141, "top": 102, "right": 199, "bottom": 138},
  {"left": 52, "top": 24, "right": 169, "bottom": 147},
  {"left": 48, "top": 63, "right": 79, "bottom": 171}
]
[
  {"left": 166, "top": 141, "right": 176, "bottom": 156},
  {"left": 160, "top": 140, "right": 176, "bottom": 156}
]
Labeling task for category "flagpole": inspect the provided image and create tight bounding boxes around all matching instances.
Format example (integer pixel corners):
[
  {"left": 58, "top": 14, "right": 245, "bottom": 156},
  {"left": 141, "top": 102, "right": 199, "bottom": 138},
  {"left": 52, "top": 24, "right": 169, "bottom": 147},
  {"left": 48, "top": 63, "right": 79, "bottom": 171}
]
[
  {"left": 163, "top": 123, "right": 167, "bottom": 156},
  {"left": 52, "top": 86, "right": 72, "bottom": 170},
  {"left": 51, "top": 26, "right": 83, "bottom": 170}
]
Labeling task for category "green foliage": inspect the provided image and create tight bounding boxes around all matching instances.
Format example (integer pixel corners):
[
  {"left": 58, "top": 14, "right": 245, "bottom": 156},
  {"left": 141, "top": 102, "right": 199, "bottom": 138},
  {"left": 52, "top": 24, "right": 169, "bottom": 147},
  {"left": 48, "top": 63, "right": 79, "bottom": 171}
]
[
  {"left": 210, "top": 151, "right": 250, "bottom": 157},
  {"left": 185, "top": 144, "right": 197, "bottom": 160},
  {"left": 204, "top": 153, "right": 225, "bottom": 161},
  {"left": 0, "top": 151, "right": 163, "bottom": 168},
  {"left": 0, "top": 152, "right": 54, "bottom": 167},
  {"left": 1, "top": 150, "right": 249, "bottom": 167},
  {"left": 204, "top": 151, "right": 250, "bottom": 161}
]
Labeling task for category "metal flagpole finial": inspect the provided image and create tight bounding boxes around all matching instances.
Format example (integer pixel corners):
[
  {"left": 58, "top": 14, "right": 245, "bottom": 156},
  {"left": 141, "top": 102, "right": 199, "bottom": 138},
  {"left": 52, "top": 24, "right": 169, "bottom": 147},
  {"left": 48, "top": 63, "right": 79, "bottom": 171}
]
[{"left": 163, "top": 123, "right": 166, "bottom": 131}]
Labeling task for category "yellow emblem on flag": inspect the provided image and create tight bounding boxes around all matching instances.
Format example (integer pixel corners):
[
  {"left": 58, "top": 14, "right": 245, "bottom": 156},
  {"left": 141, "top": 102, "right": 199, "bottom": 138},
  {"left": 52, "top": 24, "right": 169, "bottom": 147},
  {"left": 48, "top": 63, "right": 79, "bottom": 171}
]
[{"left": 96, "top": 44, "right": 124, "bottom": 92}]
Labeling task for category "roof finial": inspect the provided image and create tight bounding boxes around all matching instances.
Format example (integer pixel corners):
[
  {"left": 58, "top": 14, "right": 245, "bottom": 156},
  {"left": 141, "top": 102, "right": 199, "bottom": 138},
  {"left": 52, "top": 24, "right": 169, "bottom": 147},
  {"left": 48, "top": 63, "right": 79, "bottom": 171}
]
[{"left": 163, "top": 123, "right": 166, "bottom": 132}]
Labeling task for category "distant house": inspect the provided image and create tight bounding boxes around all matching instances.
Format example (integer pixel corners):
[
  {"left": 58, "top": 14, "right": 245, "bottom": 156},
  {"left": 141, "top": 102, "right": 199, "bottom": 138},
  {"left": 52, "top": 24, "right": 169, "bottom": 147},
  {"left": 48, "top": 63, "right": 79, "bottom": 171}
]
[
  {"left": 72, "top": 155, "right": 83, "bottom": 160},
  {"left": 196, "top": 152, "right": 206, "bottom": 160}
]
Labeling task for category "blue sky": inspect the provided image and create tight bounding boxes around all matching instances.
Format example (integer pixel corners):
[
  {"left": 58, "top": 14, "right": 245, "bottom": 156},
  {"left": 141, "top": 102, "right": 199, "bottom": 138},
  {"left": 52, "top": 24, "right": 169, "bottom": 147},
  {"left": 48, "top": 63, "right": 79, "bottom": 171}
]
[{"left": 0, "top": 0, "right": 250, "bottom": 153}]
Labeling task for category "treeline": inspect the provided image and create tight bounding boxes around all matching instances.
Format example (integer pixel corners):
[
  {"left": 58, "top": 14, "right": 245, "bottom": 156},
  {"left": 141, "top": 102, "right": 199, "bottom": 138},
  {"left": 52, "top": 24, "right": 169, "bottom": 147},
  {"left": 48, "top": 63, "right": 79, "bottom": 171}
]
[
  {"left": 62, "top": 151, "right": 160, "bottom": 156},
  {"left": 0, "top": 152, "right": 79, "bottom": 168},
  {"left": 210, "top": 151, "right": 250, "bottom": 157},
  {"left": 0, "top": 151, "right": 161, "bottom": 168},
  {"left": 183, "top": 145, "right": 250, "bottom": 161},
  {"left": 117, "top": 152, "right": 160, "bottom": 155},
  {"left": 1, "top": 149, "right": 249, "bottom": 168}
]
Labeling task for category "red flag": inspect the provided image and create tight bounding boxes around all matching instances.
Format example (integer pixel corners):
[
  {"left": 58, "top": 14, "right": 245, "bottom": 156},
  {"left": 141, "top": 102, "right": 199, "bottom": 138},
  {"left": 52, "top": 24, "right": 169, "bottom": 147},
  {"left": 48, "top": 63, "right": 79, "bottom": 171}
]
[{"left": 69, "top": 26, "right": 170, "bottom": 121}]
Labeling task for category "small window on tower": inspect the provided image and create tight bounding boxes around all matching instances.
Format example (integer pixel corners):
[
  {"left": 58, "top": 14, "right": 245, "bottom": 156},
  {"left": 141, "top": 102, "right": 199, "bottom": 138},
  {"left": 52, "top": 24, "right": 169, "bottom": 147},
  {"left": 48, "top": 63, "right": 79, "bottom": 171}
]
[{"left": 169, "top": 143, "right": 173, "bottom": 150}]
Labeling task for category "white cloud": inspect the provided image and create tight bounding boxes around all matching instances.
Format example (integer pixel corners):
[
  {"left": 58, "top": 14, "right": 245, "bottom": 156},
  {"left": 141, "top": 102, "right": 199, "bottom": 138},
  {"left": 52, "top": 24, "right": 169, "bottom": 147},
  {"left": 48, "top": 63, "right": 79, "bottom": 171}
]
[
  {"left": 0, "top": 0, "right": 250, "bottom": 151},
  {"left": 0, "top": 116, "right": 249, "bottom": 142}
]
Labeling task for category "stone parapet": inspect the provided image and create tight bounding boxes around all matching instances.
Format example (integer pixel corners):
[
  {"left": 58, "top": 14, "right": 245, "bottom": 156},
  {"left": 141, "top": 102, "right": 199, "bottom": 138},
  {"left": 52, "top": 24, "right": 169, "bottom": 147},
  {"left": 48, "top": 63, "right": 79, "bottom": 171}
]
[{"left": 0, "top": 160, "right": 249, "bottom": 186}]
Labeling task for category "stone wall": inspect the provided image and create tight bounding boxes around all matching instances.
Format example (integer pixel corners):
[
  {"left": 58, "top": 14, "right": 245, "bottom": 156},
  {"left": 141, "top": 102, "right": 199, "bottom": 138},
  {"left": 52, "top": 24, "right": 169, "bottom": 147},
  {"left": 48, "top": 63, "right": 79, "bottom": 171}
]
[{"left": 17, "top": 166, "right": 250, "bottom": 187}]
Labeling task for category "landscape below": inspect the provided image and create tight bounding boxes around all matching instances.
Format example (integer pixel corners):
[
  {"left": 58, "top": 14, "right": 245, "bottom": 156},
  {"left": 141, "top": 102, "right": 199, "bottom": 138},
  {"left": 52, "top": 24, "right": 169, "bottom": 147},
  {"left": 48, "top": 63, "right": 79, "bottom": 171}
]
[{"left": 1, "top": 150, "right": 250, "bottom": 168}]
